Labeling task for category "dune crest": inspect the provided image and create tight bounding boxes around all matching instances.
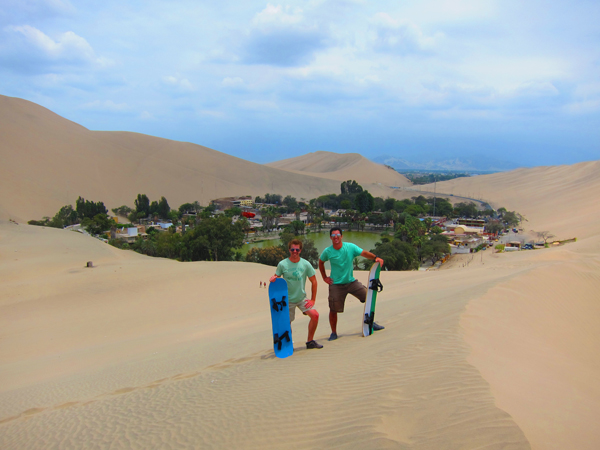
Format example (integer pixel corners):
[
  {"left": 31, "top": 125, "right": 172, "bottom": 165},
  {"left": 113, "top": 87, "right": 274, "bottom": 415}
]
[{"left": 267, "top": 150, "right": 413, "bottom": 188}]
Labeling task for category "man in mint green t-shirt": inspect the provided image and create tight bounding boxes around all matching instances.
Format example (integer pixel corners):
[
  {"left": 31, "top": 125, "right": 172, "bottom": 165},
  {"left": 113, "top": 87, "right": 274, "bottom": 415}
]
[
  {"left": 270, "top": 239, "right": 322, "bottom": 349},
  {"left": 319, "top": 227, "right": 385, "bottom": 341}
]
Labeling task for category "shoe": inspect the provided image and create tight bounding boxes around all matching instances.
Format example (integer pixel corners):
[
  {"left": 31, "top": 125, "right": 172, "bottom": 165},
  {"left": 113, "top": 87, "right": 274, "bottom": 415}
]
[
  {"left": 328, "top": 332, "right": 338, "bottom": 341},
  {"left": 306, "top": 340, "right": 323, "bottom": 349},
  {"left": 373, "top": 322, "right": 385, "bottom": 331}
]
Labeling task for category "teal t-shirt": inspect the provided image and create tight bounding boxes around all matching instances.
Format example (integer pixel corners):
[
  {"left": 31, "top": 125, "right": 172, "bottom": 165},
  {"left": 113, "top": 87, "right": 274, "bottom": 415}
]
[
  {"left": 275, "top": 258, "right": 316, "bottom": 303},
  {"left": 320, "top": 242, "right": 363, "bottom": 285}
]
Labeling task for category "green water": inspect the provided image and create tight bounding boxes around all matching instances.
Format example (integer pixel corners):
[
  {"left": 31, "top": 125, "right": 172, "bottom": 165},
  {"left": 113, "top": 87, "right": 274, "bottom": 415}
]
[{"left": 241, "top": 230, "right": 384, "bottom": 256}]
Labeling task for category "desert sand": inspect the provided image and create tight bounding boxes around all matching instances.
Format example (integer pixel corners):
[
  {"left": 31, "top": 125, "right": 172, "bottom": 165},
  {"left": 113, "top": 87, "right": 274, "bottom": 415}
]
[
  {"left": 267, "top": 151, "right": 413, "bottom": 189},
  {"left": 1, "top": 96, "right": 600, "bottom": 449},
  {"left": 0, "top": 95, "right": 399, "bottom": 224}
]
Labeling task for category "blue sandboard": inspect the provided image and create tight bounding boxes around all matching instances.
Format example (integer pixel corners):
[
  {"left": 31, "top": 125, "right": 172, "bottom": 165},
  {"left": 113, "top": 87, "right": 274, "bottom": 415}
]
[{"left": 268, "top": 278, "right": 293, "bottom": 359}]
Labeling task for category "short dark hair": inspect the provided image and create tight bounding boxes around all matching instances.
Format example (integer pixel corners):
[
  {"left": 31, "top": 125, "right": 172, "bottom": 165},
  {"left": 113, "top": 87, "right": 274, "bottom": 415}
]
[
  {"left": 288, "top": 239, "right": 303, "bottom": 250},
  {"left": 330, "top": 227, "right": 343, "bottom": 236}
]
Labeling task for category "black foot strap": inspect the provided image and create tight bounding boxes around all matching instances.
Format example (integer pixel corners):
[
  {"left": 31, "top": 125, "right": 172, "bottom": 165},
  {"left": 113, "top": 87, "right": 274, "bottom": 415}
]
[
  {"left": 364, "top": 312, "right": 374, "bottom": 327},
  {"left": 273, "top": 330, "right": 291, "bottom": 351},
  {"left": 369, "top": 279, "right": 383, "bottom": 292},
  {"left": 271, "top": 296, "right": 287, "bottom": 312}
]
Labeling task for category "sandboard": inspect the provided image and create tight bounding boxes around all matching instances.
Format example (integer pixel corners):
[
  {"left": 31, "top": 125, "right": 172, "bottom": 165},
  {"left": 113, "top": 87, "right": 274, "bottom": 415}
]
[
  {"left": 363, "top": 261, "right": 383, "bottom": 337},
  {"left": 268, "top": 278, "right": 293, "bottom": 358}
]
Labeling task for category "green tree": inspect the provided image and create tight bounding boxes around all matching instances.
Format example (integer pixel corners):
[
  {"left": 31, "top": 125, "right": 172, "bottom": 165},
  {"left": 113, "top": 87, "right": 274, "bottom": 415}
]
[
  {"left": 288, "top": 220, "right": 305, "bottom": 235},
  {"left": 371, "top": 239, "right": 419, "bottom": 271},
  {"left": 112, "top": 205, "right": 133, "bottom": 217},
  {"left": 355, "top": 190, "right": 374, "bottom": 213},
  {"left": 76, "top": 197, "right": 108, "bottom": 219},
  {"left": 485, "top": 219, "right": 503, "bottom": 235},
  {"left": 182, "top": 215, "right": 245, "bottom": 261},
  {"left": 283, "top": 195, "right": 298, "bottom": 212},
  {"left": 156, "top": 196, "right": 170, "bottom": 219},
  {"left": 503, "top": 211, "right": 520, "bottom": 228},
  {"left": 224, "top": 206, "right": 242, "bottom": 217},
  {"left": 245, "top": 246, "right": 288, "bottom": 267},
  {"left": 135, "top": 194, "right": 150, "bottom": 217},
  {"left": 82, "top": 213, "right": 113, "bottom": 235},
  {"left": 49, "top": 205, "right": 79, "bottom": 228}
]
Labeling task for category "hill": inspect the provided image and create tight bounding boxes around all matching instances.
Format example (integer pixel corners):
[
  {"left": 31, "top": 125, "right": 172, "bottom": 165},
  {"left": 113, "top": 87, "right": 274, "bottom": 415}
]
[
  {"left": 416, "top": 161, "right": 600, "bottom": 239},
  {"left": 0, "top": 96, "right": 392, "bottom": 222},
  {"left": 266, "top": 151, "right": 412, "bottom": 188}
]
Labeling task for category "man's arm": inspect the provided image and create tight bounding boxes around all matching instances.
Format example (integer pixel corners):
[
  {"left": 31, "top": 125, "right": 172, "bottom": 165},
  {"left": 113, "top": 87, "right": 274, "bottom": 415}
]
[
  {"left": 360, "top": 250, "right": 384, "bottom": 267},
  {"left": 319, "top": 259, "right": 333, "bottom": 285},
  {"left": 269, "top": 273, "right": 280, "bottom": 283}
]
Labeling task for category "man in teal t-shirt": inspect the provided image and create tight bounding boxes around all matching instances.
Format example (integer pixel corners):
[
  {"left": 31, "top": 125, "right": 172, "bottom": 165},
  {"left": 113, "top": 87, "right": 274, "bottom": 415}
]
[
  {"left": 270, "top": 239, "right": 322, "bottom": 349},
  {"left": 319, "top": 227, "right": 385, "bottom": 341}
]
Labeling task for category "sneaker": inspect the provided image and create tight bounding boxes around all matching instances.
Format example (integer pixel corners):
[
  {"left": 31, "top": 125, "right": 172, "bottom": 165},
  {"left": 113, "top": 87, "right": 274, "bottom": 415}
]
[
  {"left": 306, "top": 340, "right": 323, "bottom": 349},
  {"left": 328, "top": 332, "right": 338, "bottom": 341},
  {"left": 373, "top": 322, "right": 385, "bottom": 331}
]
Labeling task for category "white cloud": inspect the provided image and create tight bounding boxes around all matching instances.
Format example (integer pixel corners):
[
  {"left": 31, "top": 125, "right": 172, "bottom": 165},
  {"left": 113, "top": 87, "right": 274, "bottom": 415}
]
[
  {"left": 370, "top": 13, "right": 443, "bottom": 55},
  {"left": 240, "top": 3, "right": 329, "bottom": 67},
  {"left": 221, "top": 77, "right": 246, "bottom": 89},
  {"left": 162, "top": 75, "right": 195, "bottom": 91},
  {"left": 1, "top": 25, "right": 111, "bottom": 72},
  {"left": 252, "top": 4, "right": 304, "bottom": 27}
]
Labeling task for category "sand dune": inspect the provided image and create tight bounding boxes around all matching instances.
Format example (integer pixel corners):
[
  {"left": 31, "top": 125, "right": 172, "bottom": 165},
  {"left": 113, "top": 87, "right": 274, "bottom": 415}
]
[
  {"left": 267, "top": 151, "right": 413, "bottom": 189},
  {"left": 1, "top": 95, "right": 600, "bottom": 449},
  {"left": 417, "top": 161, "right": 600, "bottom": 239},
  {"left": 0, "top": 96, "right": 395, "bottom": 223}
]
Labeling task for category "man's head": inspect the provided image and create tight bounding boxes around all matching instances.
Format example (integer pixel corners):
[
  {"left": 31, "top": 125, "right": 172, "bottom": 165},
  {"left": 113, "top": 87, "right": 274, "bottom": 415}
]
[
  {"left": 288, "top": 239, "right": 302, "bottom": 259},
  {"left": 330, "top": 227, "right": 343, "bottom": 237},
  {"left": 329, "top": 227, "right": 343, "bottom": 248}
]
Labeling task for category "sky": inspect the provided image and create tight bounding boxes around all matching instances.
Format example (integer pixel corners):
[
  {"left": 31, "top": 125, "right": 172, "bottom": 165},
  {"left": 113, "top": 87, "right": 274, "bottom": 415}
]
[{"left": 1, "top": 0, "right": 599, "bottom": 167}]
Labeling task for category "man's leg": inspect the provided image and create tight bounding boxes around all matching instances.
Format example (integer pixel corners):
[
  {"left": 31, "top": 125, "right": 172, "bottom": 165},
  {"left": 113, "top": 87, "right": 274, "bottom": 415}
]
[
  {"left": 305, "top": 309, "right": 319, "bottom": 342},
  {"left": 348, "top": 280, "right": 385, "bottom": 331},
  {"left": 329, "top": 310, "right": 338, "bottom": 335},
  {"left": 328, "top": 284, "right": 347, "bottom": 340}
]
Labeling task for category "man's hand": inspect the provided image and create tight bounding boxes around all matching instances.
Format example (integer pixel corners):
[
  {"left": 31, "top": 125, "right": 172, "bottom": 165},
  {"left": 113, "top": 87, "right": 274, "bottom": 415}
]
[
  {"left": 305, "top": 299, "right": 315, "bottom": 309},
  {"left": 375, "top": 257, "right": 384, "bottom": 267},
  {"left": 323, "top": 276, "right": 333, "bottom": 285},
  {"left": 269, "top": 275, "right": 278, "bottom": 283}
]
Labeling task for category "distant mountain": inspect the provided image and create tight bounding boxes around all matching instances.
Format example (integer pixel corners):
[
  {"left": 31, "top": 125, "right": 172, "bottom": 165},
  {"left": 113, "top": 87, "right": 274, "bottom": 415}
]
[{"left": 372, "top": 154, "right": 522, "bottom": 172}]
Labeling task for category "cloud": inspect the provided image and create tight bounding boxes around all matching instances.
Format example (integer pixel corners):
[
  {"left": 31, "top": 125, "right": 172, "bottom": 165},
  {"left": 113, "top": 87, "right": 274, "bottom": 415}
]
[
  {"left": 221, "top": 77, "right": 246, "bottom": 90},
  {"left": 162, "top": 75, "right": 195, "bottom": 92},
  {"left": 0, "top": 0, "right": 75, "bottom": 25},
  {"left": 370, "top": 13, "right": 443, "bottom": 55},
  {"left": 240, "top": 4, "right": 329, "bottom": 67},
  {"left": 0, "top": 25, "right": 111, "bottom": 73}
]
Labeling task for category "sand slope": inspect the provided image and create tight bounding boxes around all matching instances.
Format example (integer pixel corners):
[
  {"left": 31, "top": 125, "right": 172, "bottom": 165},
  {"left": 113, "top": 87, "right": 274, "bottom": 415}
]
[
  {"left": 267, "top": 151, "right": 413, "bottom": 189},
  {"left": 1, "top": 95, "right": 600, "bottom": 448},
  {"left": 2, "top": 153, "right": 600, "bottom": 448},
  {"left": 1, "top": 96, "right": 384, "bottom": 223},
  {"left": 418, "top": 161, "right": 600, "bottom": 239}
]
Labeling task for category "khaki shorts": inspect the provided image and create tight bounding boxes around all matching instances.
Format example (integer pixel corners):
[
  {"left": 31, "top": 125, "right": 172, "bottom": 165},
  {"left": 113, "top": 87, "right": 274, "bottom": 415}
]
[
  {"left": 328, "top": 280, "right": 367, "bottom": 313},
  {"left": 289, "top": 299, "right": 313, "bottom": 322}
]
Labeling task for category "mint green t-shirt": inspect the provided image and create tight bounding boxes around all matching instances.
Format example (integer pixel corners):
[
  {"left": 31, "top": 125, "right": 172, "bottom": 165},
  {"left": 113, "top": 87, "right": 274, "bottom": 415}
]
[
  {"left": 275, "top": 258, "right": 316, "bottom": 303},
  {"left": 320, "top": 242, "right": 363, "bottom": 285}
]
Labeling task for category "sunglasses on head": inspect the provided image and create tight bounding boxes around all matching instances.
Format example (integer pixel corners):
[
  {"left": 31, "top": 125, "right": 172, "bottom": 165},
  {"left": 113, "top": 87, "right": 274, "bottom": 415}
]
[{"left": 290, "top": 248, "right": 301, "bottom": 252}]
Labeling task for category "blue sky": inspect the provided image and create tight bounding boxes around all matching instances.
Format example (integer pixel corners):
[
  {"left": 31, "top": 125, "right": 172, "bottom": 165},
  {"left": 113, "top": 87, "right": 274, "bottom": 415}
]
[{"left": 1, "top": 0, "right": 599, "bottom": 167}]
